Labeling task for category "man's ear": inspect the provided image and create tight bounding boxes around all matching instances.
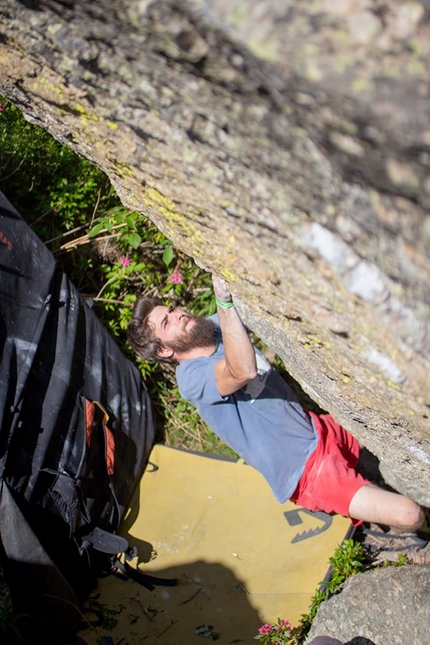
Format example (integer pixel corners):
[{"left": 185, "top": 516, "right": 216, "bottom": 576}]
[{"left": 157, "top": 346, "right": 174, "bottom": 360}]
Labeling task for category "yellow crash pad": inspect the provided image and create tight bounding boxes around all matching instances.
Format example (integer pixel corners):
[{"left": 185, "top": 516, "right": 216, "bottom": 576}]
[{"left": 73, "top": 444, "right": 352, "bottom": 644}]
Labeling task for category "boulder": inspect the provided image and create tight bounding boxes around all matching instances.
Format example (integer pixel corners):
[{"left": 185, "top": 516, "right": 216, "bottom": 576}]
[{"left": 306, "top": 565, "right": 430, "bottom": 645}]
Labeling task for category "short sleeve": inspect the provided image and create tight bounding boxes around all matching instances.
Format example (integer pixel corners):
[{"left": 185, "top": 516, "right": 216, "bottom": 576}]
[{"left": 176, "top": 357, "right": 225, "bottom": 405}]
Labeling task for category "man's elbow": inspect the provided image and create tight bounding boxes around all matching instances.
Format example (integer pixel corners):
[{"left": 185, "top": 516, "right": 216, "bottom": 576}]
[
  {"left": 235, "top": 364, "right": 257, "bottom": 384},
  {"left": 215, "top": 359, "right": 258, "bottom": 396},
  {"left": 248, "top": 365, "right": 258, "bottom": 381}
]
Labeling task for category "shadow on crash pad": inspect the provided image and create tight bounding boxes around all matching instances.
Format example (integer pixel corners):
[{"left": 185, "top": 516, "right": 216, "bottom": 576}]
[{"left": 72, "top": 444, "right": 353, "bottom": 645}]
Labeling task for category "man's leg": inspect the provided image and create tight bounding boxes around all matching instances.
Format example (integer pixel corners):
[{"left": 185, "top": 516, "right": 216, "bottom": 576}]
[
  {"left": 294, "top": 413, "right": 427, "bottom": 533},
  {"left": 348, "top": 483, "right": 425, "bottom": 532}
]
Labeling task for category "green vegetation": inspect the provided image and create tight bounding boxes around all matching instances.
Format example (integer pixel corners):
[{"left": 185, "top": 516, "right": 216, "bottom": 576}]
[{"left": 0, "top": 97, "right": 233, "bottom": 457}]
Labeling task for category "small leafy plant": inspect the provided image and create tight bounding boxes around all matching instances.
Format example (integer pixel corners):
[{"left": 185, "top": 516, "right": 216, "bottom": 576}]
[{"left": 254, "top": 618, "right": 292, "bottom": 645}]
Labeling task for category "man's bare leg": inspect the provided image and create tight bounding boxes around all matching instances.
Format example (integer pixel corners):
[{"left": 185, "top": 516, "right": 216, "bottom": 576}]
[{"left": 348, "top": 483, "right": 425, "bottom": 532}]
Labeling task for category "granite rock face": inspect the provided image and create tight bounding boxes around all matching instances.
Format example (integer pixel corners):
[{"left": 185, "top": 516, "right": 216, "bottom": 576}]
[
  {"left": 305, "top": 565, "right": 430, "bottom": 645},
  {"left": 0, "top": 0, "right": 429, "bottom": 502}
]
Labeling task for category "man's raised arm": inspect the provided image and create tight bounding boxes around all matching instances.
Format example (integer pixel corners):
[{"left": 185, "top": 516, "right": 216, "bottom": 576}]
[{"left": 212, "top": 275, "right": 257, "bottom": 396}]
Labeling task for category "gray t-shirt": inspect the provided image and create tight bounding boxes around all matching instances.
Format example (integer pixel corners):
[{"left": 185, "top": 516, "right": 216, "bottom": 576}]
[{"left": 176, "top": 316, "right": 318, "bottom": 502}]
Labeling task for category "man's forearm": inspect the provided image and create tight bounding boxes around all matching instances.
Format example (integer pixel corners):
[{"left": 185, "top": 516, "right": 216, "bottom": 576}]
[
  {"left": 217, "top": 302, "right": 257, "bottom": 381},
  {"left": 212, "top": 275, "right": 257, "bottom": 394}
]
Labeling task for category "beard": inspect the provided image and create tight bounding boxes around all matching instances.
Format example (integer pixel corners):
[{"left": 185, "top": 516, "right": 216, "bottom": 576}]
[{"left": 166, "top": 315, "right": 217, "bottom": 354}]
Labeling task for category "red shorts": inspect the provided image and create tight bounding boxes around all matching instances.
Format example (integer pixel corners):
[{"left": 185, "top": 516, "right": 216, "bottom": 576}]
[{"left": 290, "top": 412, "right": 370, "bottom": 525}]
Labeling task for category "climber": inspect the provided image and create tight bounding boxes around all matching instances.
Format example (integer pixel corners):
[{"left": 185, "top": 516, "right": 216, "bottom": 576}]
[{"left": 128, "top": 274, "right": 426, "bottom": 535}]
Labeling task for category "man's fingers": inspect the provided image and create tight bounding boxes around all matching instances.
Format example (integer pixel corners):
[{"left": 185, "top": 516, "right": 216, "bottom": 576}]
[{"left": 212, "top": 274, "right": 232, "bottom": 302}]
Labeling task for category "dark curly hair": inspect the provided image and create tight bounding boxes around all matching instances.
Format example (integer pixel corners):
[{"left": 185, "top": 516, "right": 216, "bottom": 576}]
[{"left": 127, "top": 296, "right": 174, "bottom": 363}]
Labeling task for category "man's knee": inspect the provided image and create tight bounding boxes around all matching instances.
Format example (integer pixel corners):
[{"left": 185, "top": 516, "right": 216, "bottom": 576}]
[
  {"left": 401, "top": 502, "right": 425, "bottom": 532},
  {"left": 391, "top": 496, "right": 425, "bottom": 532}
]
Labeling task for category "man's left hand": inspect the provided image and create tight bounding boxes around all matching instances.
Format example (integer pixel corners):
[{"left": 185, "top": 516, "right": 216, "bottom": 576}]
[{"left": 212, "top": 274, "right": 232, "bottom": 303}]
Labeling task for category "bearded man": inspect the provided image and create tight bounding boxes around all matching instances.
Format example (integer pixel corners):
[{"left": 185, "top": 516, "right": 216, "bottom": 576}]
[{"left": 128, "top": 275, "right": 426, "bottom": 538}]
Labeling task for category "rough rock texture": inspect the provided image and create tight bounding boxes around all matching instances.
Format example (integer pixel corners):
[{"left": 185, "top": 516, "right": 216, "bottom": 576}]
[
  {"left": 0, "top": 0, "right": 429, "bottom": 502},
  {"left": 305, "top": 564, "right": 430, "bottom": 645}
]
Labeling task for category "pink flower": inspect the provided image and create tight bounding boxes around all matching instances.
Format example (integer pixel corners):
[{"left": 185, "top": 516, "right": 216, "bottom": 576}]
[
  {"left": 169, "top": 272, "right": 183, "bottom": 284},
  {"left": 279, "top": 619, "right": 291, "bottom": 628},
  {"left": 0, "top": 103, "right": 4, "bottom": 112},
  {"left": 119, "top": 255, "right": 131, "bottom": 267},
  {"left": 258, "top": 624, "right": 272, "bottom": 635}
]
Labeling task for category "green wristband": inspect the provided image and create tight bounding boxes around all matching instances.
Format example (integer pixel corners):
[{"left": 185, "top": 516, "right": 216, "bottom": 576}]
[{"left": 215, "top": 298, "right": 234, "bottom": 309}]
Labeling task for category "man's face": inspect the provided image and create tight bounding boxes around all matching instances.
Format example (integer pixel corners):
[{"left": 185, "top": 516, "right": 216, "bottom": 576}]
[{"left": 147, "top": 305, "right": 216, "bottom": 356}]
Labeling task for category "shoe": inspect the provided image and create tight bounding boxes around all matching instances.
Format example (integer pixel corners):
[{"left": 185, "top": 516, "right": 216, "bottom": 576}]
[
  {"left": 362, "top": 527, "right": 428, "bottom": 551},
  {"left": 362, "top": 524, "right": 430, "bottom": 565}
]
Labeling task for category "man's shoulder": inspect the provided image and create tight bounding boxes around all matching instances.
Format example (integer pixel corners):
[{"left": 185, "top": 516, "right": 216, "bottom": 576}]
[
  {"left": 176, "top": 350, "right": 222, "bottom": 404},
  {"left": 176, "top": 353, "right": 212, "bottom": 379},
  {"left": 176, "top": 340, "right": 222, "bottom": 381}
]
